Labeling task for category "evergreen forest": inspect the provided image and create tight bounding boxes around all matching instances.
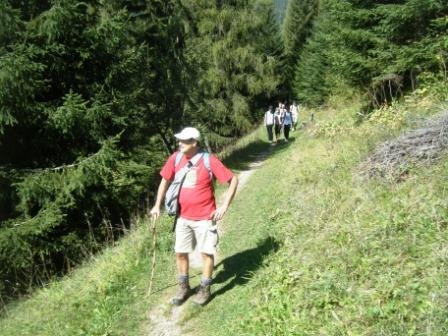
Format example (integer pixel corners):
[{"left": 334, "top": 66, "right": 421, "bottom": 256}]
[{"left": 1, "top": 0, "right": 447, "bottom": 308}]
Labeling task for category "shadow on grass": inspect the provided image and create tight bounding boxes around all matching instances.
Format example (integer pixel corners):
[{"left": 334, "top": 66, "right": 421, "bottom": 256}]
[
  {"left": 222, "top": 140, "right": 269, "bottom": 171},
  {"left": 207, "top": 236, "right": 280, "bottom": 304},
  {"left": 222, "top": 136, "right": 296, "bottom": 172}
]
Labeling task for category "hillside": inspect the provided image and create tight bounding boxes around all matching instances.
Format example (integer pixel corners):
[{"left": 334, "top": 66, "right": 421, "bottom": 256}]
[
  {"left": 2, "top": 0, "right": 446, "bottom": 307},
  {"left": 184, "top": 95, "right": 448, "bottom": 336},
  {"left": 1, "top": 88, "right": 447, "bottom": 335}
]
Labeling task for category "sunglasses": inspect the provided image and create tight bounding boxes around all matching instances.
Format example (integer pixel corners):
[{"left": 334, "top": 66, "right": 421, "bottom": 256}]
[{"left": 179, "top": 138, "right": 195, "bottom": 144}]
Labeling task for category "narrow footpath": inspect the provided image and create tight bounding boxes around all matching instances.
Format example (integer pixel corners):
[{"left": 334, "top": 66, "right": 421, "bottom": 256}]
[{"left": 146, "top": 149, "right": 271, "bottom": 336}]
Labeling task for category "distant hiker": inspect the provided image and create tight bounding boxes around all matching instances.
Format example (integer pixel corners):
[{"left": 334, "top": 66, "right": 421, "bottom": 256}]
[
  {"left": 273, "top": 107, "right": 283, "bottom": 142},
  {"left": 280, "top": 103, "right": 287, "bottom": 123},
  {"left": 264, "top": 105, "right": 275, "bottom": 144},
  {"left": 290, "top": 101, "right": 298, "bottom": 131},
  {"left": 150, "top": 127, "right": 238, "bottom": 306},
  {"left": 283, "top": 107, "right": 293, "bottom": 142}
]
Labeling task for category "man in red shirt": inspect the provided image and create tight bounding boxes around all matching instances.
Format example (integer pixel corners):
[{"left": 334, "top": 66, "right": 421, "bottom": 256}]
[{"left": 150, "top": 127, "right": 238, "bottom": 306}]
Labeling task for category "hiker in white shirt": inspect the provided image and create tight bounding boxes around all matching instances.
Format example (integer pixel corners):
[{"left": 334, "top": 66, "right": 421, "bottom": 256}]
[
  {"left": 290, "top": 101, "right": 298, "bottom": 131},
  {"left": 264, "top": 105, "right": 275, "bottom": 144}
]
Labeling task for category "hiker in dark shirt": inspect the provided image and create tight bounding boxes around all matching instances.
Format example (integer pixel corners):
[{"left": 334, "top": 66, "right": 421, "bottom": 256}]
[
  {"left": 273, "top": 107, "right": 283, "bottom": 143},
  {"left": 283, "top": 107, "right": 293, "bottom": 142}
]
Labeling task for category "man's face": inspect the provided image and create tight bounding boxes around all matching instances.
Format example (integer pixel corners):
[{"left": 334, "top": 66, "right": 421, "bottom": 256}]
[{"left": 178, "top": 138, "right": 198, "bottom": 155}]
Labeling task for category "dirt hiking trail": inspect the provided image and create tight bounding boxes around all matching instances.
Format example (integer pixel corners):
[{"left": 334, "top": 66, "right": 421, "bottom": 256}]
[{"left": 146, "top": 148, "right": 271, "bottom": 336}]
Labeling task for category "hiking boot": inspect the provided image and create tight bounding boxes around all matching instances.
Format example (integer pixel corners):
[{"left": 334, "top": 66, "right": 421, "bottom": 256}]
[
  {"left": 192, "top": 285, "right": 211, "bottom": 306},
  {"left": 171, "top": 282, "right": 191, "bottom": 306}
]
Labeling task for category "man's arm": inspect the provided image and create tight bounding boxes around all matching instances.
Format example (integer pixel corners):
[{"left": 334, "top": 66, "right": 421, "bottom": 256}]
[
  {"left": 149, "top": 177, "right": 171, "bottom": 219},
  {"left": 212, "top": 175, "right": 239, "bottom": 221}
]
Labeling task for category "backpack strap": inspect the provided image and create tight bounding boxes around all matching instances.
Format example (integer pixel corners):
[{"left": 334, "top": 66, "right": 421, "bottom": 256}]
[
  {"left": 174, "top": 150, "right": 212, "bottom": 180},
  {"left": 174, "top": 151, "right": 183, "bottom": 168},
  {"left": 189, "top": 152, "right": 203, "bottom": 167},
  {"left": 203, "top": 152, "right": 212, "bottom": 180}
]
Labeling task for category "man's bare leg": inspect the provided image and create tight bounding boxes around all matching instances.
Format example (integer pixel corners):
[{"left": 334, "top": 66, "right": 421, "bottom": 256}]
[
  {"left": 201, "top": 253, "right": 214, "bottom": 279},
  {"left": 176, "top": 252, "right": 189, "bottom": 275}
]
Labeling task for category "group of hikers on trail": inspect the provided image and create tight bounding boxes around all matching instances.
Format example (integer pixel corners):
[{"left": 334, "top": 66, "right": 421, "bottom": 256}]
[
  {"left": 264, "top": 101, "right": 299, "bottom": 144},
  {"left": 150, "top": 127, "right": 238, "bottom": 306}
]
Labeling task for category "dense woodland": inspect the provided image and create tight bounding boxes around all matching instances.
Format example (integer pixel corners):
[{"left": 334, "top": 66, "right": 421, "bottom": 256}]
[
  {"left": 0, "top": 0, "right": 446, "bottom": 301},
  {"left": 285, "top": 0, "right": 448, "bottom": 107}
]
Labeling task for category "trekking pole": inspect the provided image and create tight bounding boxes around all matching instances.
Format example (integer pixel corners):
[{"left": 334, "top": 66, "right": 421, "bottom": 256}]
[{"left": 146, "top": 215, "right": 157, "bottom": 298}]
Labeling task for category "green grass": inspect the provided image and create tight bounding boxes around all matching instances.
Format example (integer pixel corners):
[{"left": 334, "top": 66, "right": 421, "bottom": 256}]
[
  {"left": 0, "top": 215, "right": 176, "bottom": 336},
  {"left": 180, "top": 93, "right": 448, "bottom": 335},
  {"left": 1, "top": 89, "right": 447, "bottom": 335}
]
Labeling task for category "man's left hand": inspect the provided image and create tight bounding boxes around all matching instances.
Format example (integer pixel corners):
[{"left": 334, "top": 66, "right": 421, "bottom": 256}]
[{"left": 211, "top": 205, "right": 228, "bottom": 221}]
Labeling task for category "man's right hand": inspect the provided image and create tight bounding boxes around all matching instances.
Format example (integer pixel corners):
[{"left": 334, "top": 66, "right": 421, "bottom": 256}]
[{"left": 149, "top": 206, "right": 161, "bottom": 219}]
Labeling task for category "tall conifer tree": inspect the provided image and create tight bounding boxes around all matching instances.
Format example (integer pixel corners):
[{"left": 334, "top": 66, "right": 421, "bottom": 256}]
[
  {"left": 282, "top": 0, "right": 318, "bottom": 93},
  {"left": 182, "top": 0, "right": 283, "bottom": 148},
  {"left": 0, "top": 0, "right": 189, "bottom": 299}
]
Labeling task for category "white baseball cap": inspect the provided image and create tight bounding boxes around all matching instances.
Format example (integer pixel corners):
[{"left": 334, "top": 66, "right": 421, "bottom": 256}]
[{"left": 174, "top": 127, "right": 201, "bottom": 141}]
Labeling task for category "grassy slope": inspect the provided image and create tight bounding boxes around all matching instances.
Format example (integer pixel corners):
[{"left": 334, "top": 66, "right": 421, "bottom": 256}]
[
  {"left": 182, "top": 94, "right": 448, "bottom": 335},
  {"left": 1, "top": 92, "right": 447, "bottom": 335},
  {"left": 0, "top": 215, "right": 176, "bottom": 336}
]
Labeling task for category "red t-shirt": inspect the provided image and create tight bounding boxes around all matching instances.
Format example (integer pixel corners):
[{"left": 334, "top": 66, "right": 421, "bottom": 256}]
[{"left": 160, "top": 152, "right": 234, "bottom": 220}]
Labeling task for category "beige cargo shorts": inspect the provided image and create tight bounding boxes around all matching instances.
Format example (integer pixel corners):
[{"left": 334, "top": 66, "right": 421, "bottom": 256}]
[{"left": 174, "top": 217, "right": 218, "bottom": 255}]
